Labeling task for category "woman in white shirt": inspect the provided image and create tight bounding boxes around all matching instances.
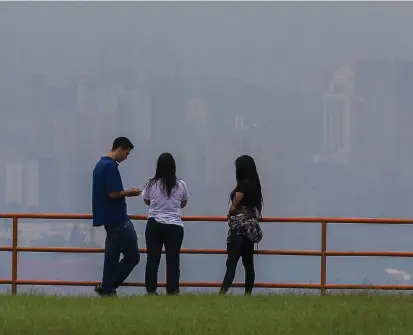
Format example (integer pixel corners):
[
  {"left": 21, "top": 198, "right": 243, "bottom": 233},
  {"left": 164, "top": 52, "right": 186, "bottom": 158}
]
[{"left": 142, "top": 152, "right": 189, "bottom": 295}]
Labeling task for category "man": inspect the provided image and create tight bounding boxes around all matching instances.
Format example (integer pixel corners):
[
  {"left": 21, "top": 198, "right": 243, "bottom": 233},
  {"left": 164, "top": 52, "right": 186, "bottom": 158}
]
[{"left": 92, "top": 136, "right": 141, "bottom": 296}]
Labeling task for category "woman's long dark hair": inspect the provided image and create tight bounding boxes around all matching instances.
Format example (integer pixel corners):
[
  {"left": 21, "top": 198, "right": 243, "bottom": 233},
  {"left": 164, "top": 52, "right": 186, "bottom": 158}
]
[
  {"left": 146, "top": 152, "right": 177, "bottom": 198},
  {"left": 233, "top": 155, "right": 263, "bottom": 216}
]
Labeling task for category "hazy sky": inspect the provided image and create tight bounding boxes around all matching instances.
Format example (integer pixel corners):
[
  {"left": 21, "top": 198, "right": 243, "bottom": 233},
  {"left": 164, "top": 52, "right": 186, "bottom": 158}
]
[
  {"left": 2, "top": 1, "right": 413, "bottom": 295},
  {"left": 1, "top": 2, "right": 413, "bottom": 90}
]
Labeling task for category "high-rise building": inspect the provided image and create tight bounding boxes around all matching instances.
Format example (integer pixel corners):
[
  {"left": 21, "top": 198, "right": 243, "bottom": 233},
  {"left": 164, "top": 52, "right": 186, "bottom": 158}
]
[
  {"left": 321, "top": 60, "right": 413, "bottom": 188},
  {"left": 149, "top": 77, "right": 187, "bottom": 151},
  {"left": 116, "top": 80, "right": 152, "bottom": 145}
]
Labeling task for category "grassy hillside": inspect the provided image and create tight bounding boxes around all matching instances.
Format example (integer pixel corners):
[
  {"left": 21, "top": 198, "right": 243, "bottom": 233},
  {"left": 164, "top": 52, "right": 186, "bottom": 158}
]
[{"left": 0, "top": 293, "right": 411, "bottom": 335}]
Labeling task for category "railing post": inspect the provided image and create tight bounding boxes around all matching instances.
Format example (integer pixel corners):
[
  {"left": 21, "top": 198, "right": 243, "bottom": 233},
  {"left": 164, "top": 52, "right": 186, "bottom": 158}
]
[
  {"left": 320, "top": 220, "right": 327, "bottom": 296},
  {"left": 11, "top": 216, "right": 18, "bottom": 295}
]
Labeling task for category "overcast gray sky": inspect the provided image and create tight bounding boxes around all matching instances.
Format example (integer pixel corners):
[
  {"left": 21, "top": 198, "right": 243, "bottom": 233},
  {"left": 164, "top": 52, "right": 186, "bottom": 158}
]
[{"left": 1, "top": 2, "right": 413, "bottom": 89}]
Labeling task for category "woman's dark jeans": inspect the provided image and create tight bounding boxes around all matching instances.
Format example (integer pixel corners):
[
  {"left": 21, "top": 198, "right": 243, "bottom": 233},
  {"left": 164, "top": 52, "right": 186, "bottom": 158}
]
[
  {"left": 220, "top": 234, "right": 255, "bottom": 294},
  {"left": 145, "top": 217, "right": 184, "bottom": 295}
]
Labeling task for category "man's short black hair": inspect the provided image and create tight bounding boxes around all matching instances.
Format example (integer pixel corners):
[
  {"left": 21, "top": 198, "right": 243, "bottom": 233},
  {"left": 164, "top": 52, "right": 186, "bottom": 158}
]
[{"left": 112, "top": 137, "right": 134, "bottom": 151}]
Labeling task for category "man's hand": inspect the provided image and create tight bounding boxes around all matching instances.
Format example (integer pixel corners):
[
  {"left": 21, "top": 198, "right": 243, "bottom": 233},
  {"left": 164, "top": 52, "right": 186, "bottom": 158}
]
[{"left": 124, "top": 188, "right": 142, "bottom": 197}]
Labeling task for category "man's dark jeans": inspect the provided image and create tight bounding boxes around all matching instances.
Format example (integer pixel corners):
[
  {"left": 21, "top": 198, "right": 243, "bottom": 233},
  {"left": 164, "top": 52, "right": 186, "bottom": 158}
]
[{"left": 101, "top": 220, "right": 140, "bottom": 294}]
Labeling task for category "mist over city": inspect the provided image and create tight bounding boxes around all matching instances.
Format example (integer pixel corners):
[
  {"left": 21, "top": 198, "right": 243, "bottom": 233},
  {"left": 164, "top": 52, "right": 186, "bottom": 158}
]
[{"left": 1, "top": 2, "right": 413, "bottom": 295}]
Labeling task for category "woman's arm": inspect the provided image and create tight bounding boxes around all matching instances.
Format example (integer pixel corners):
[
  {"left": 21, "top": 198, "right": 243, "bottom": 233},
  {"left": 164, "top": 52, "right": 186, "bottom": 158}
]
[
  {"left": 180, "top": 180, "right": 189, "bottom": 209},
  {"left": 141, "top": 182, "right": 150, "bottom": 206},
  {"left": 228, "top": 192, "right": 244, "bottom": 217}
]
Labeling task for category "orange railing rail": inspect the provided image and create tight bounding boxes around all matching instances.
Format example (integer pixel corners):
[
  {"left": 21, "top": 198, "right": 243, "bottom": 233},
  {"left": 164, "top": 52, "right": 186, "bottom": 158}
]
[{"left": 2, "top": 213, "right": 413, "bottom": 296}]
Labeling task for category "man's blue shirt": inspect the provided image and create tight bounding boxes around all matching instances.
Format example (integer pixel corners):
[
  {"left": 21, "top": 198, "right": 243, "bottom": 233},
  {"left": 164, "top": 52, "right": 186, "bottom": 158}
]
[{"left": 92, "top": 156, "right": 128, "bottom": 227}]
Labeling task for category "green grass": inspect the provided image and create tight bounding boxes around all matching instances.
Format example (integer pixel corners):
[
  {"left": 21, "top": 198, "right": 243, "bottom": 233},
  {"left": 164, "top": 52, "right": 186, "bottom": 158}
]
[{"left": 0, "top": 293, "right": 412, "bottom": 335}]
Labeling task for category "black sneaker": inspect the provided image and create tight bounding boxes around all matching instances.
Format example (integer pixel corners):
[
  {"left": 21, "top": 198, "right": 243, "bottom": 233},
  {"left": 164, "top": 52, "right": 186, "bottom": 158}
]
[
  {"left": 94, "top": 283, "right": 117, "bottom": 297},
  {"left": 94, "top": 283, "right": 103, "bottom": 295},
  {"left": 218, "top": 289, "right": 227, "bottom": 295}
]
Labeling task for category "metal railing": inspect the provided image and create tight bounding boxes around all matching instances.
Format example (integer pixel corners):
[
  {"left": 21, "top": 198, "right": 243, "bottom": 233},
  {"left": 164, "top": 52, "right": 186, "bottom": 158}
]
[{"left": 2, "top": 213, "right": 413, "bottom": 296}]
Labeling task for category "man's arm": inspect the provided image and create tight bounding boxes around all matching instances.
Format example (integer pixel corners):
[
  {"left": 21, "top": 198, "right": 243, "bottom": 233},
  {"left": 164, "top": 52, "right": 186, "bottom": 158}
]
[
  {"left": 109, "top": 190, "right": 130, "bottom": 199},
  {"left": 105, "top": 164, "right": 140, "bottom": 199}
]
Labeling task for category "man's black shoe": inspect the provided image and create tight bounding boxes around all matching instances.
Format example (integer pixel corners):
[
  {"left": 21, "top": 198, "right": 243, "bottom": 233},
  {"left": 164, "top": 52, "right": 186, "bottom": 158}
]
[{"left": 94, "top": 283, "right": 117, "bottom": 297}]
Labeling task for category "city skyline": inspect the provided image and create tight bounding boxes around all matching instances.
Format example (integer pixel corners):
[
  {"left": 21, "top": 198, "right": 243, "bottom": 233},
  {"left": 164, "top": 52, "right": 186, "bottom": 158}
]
[{"left": 2, "top": 2, "right": 413, "bottom": 295}]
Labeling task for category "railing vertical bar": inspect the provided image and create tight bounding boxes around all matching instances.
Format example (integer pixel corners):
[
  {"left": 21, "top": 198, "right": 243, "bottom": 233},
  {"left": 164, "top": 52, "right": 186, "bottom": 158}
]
[
  {"left": 320, "top": 220, "right": 327, "bottom": 296},
  {"left": 11, "top": 216, "right": 18, "bottom": 295}
]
